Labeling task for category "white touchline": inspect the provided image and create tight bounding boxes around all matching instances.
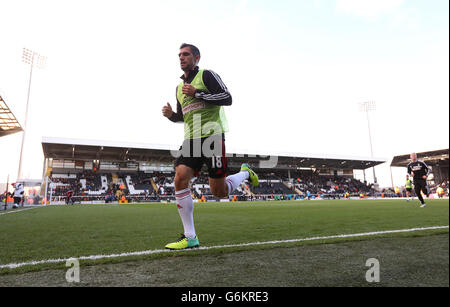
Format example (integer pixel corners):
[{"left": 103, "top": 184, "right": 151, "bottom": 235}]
[
  {"left": 0, "top": 225, "right": 448, "bottom": 270},
  {"left": 0, "top": 207, "right": 40, "bottom": 216}
]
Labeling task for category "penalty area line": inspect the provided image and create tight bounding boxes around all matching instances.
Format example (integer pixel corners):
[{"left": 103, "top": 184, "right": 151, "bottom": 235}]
[{"left": 1, "top": 225, "right": 448, "bottom": 270}]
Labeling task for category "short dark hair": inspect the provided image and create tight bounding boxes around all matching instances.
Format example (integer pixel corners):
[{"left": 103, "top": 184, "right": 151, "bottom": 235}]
[{"left": 180, "top": 43, "right": 201, "bottom": 58}]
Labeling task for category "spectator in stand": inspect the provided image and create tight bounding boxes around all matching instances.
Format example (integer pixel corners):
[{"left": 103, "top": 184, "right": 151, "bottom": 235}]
[
  {"left": 394, "top": 186, "right": 401, "bottom": 198},
  {"left": 436, "top": 186, "right": 444, "bottom": 199}
]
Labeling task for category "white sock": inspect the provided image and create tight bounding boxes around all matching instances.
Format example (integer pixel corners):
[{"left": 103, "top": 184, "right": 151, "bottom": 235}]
[
  {"left": 225, "top": 171, "right": 249, "bottom": 196},
  {"left": 175, "top": 188, "right": 196, "bottom": 239}
]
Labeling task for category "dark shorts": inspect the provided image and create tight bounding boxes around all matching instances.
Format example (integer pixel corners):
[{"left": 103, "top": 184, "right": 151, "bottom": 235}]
[
  {"left": 413, "top": 180, "right": 429, "bottom": 196},
  {"left": 13, "top": 197, "right": 22, "bottom": 204},
  {"left": 406, "top": 188, "right": 412, "bottom": 192},
  {"left": 174, "top": 134, "right": 228, "bottom": 179}
]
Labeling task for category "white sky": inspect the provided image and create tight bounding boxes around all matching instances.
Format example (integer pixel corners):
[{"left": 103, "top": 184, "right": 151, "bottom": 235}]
[{"left": 0, "top": 0, "right": 448, "bottom": 188}]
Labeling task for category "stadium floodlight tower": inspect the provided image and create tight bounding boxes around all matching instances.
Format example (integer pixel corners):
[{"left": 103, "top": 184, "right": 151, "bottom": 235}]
[
  {"left": 17, "top": 48, "right": 46, "bottom": 180},
  {"left": 359, "top": 101, "right": 377, "bottom": 184}
]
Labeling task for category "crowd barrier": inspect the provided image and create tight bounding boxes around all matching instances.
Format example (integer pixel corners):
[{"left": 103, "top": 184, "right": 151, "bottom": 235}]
[{"left": 37, "top": 191, "right": 448, "bottom": 205}]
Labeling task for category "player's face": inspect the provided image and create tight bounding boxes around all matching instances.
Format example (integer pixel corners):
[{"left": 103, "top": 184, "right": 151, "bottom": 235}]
[
  {"left": 410, "top": 153, "right": 417, "bottom": 162},
  {"left": 179, "top": 47, "right": 198, "bottom": 72}
]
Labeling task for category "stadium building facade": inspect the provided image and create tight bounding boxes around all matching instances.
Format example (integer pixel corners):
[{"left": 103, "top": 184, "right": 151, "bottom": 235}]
[{"left": 40, "top": 137, "right": 386, "bottom": 204}]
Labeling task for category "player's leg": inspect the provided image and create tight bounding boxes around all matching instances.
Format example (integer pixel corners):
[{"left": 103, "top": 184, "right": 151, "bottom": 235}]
[
  {"left": 173, "top": 165, "right": 196, "bottom": 234},
  {"left": 209, "top": 177, "right": 228, "bottom": 198},
  {"left": 13, "top": 197, "right": 19, "bottom": 209},
  {"left": 414, "top": 182, "right": 426, "bottom": 207},
  {"left": 165, "top": 152, "right": 201, "bottom": 250},
  {"left": 209, "top": 162, "right": 259, "bottom": 198},
  {"left": 205, "top": 135, "right": 258, "bottom": 198},
  {"left": 422, "top": 182, "right": 430, "bottom": 197},
  {"left": 419, "top": 181, "right": 429, "bottom": 208}
]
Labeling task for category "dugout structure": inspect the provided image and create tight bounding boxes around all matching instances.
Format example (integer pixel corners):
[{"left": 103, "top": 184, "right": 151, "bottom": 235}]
[
  {"left": 0, "top": 95, "right": 22, "bottom": 137},
  {"left": 390, "top": 149, "right": 449, "bottom": 185}
]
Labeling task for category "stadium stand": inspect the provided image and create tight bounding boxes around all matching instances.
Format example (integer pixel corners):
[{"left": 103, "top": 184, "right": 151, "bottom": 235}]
[
  {"left": 41, "top": 137, "right": 386, "bottom": 203},
  {"left": 46, "top": 168, "right": 379, "bottom": 203},
  {"left": 0, "top": 95, "right": 23, "bottom": 138}
]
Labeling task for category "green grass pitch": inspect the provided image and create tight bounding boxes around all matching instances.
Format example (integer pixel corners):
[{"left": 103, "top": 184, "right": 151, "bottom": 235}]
[{"left": 0, "top": 198, "right": 448, "bottom": 285}]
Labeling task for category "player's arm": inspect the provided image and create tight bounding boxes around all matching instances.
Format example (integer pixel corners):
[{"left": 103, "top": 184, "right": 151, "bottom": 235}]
[
  {"left": 168, "top": 100, "right": 184, "bottom": 123},
  {"left": 406, "top": 163, "right": 412, "bottom": 175},
  {"left": 194, "top": 70, "right": 232, "bottom": 106},
  {"left": 162, "top": 87, "right": 184, "bottom": 123},
  {"left": 421, "top": 161, "right": 430, "bottom": 179}
]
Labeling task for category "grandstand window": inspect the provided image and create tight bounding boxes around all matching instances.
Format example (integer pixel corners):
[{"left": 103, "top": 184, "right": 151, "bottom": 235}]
[
  {"left": 52, "top": 160, "right": 64, "bottom": 168},
  {"left": 75, "top": 161, "right": 84, "bottom": 169},
  {"left": 100, "top": 161, "right": 119, "bottom": 170},
  {"left": 139, "top": 162, "right": 174, "bottom": 172},
  {"left": 64, "top": 161, "right": 75, "bottom": 168},
  {"left": 84, "top": 161, "right": 93, "bottom": 170},
  {"left": 119, "top": 162, "right": 138, "bottom": 171}
]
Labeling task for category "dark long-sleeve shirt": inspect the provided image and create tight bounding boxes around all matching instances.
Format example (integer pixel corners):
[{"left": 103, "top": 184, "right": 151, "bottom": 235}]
[
  {"left": 169, "top": 66, "right": 232, "bottom": 123},
  {"left": 407, "top": 160, "right": 430, "bottom": 181}
]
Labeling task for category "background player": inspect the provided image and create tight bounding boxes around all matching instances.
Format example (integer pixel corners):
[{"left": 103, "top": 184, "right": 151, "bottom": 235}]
[
  {"left": 407, "top": 152, "right": 430, "bottom": 208},
  {"left": 405, "top": 175, "right": 413, "bottom": 201}
]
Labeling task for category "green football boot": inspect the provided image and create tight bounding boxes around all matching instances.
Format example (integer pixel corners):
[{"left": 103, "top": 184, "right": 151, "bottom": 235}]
[
  {"left": 165, "top": 234, "right": 200, "bottom": 250},
  {"left": 240, "top": 163, "right": 259, "bottom": 187}
]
